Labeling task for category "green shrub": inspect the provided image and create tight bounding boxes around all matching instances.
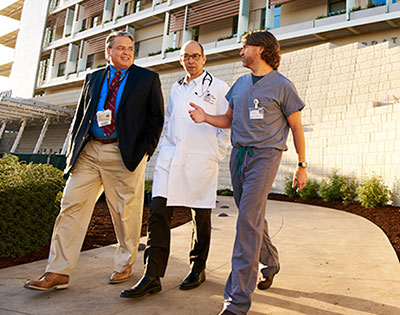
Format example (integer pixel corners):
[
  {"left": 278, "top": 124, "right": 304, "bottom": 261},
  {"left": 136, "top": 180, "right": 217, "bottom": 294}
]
[
  {"left": 0, "top": 154, "right": 66, "bottom": 258},
  {"left": 217, "top": 188, "right": 234, "bottom": 196},
  {"left": 299, "top": 179, "right": 320, "bottom": 200},
  {"left": 284, "top": 175, "right": 299, "bottom": 198},
  {"left": 319, "top": 169, "right": 346, "bottom": 202},
  {"left": 145, "top": 180, "right": 153, "bottom": 192},
  {"left": 357, "top": 175, "right": 391, "bottom": 208},
  {"left": 341, "top": 177, "right": 359, "bottom": 205}
]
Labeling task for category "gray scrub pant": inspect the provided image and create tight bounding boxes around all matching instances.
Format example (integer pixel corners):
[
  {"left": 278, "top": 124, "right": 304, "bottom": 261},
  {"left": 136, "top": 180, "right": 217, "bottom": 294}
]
[{"left": 224, "top": 146, "right": 282, "bottom": 315}]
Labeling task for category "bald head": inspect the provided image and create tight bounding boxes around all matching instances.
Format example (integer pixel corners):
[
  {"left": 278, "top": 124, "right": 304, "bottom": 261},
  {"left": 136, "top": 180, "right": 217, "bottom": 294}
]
[{"left": 180, "top": 40, "right": 204, "bottom": 56}]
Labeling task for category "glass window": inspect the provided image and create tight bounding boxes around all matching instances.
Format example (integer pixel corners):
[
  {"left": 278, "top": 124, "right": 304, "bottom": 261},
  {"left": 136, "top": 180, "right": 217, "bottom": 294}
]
[
  {"left": 134, "top": 42, "right": 140, "bottom": 57},
  {"left": 86, "top": 54, "right": 94, "bottom": 70},
  {"left": 329, "top": 0, "right": 346, "bottom": 14},
  {"left": 91, "top": 15, "right": 100, "bottom": 28},
  {"left": 261, "top": 6, "right": 280, "bottom": 29},
  {"left": 57, "top": 62, "right": 66, "bottom": 77},
  {"left": 232, "top": 15, "right": 238, "bottom": 36},
  {"left": 193, "top": 26, "right": 199, "bottom": 42}
]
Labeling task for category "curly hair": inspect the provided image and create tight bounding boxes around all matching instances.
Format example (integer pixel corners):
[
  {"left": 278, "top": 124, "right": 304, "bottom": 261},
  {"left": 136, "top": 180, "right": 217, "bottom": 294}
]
[{"left": 242, "top": 31, "right": 281, "bottom": 70}]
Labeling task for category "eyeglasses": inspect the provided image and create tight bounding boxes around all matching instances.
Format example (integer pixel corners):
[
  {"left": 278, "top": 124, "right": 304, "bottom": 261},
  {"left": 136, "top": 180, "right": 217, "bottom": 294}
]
[
  {"left": 112, "top": 46, "right": 134, "bottom": 53},
  {"left": 181, "top": 53, "right": 202, "bottom": 61}
]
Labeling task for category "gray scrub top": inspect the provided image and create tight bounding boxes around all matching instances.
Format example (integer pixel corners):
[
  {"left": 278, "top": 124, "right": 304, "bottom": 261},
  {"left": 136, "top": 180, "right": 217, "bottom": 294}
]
[{"left": 226, "top": 70, "right": 305, "bottom": 151}]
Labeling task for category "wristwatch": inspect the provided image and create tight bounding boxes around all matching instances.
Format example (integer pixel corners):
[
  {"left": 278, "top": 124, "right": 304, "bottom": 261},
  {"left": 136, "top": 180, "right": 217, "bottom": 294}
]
[{"left": 298, "top": 161, "right": 308, "bottom": 168}]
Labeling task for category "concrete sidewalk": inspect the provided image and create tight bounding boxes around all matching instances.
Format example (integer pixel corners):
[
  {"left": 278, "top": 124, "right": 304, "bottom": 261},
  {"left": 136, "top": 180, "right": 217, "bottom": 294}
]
[{"left": 1, "top": 196, "right": 399, "bottom": 315}]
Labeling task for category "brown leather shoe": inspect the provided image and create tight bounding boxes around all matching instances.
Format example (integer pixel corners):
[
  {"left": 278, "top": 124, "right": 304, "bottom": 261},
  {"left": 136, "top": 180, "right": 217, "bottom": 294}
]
[
  {"left": 257, "top": 267, "right": 279, "bottom": 290},
  {"left": 24, "top": 272, "right": 69, "bottom": 291},
  {"left": 109, "top": 265, "right": 132, "bottom": 284}
]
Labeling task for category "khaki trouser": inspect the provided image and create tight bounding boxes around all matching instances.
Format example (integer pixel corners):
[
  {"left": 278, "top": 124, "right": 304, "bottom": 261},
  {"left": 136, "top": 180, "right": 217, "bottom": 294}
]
[{"left": 46, "top": 140, "right": 146, "bottom": 276}]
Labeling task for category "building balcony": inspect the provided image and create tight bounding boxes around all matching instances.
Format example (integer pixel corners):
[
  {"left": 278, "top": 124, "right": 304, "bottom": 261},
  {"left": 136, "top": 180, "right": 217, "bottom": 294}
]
[{"left": 271, "top": 2, "right": 400, "bottom": 45}]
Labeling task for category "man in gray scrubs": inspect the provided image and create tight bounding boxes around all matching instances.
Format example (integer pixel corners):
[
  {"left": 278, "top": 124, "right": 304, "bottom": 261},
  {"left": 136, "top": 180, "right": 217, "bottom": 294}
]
[{"left": 189, "top": 30, "right": 308, "bottom": 315}]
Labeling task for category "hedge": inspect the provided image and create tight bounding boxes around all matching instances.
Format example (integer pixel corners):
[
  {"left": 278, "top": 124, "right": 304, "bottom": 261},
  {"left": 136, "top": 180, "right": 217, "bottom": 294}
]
[{"left": 0, "top": 154, "right": 65, "bottom": 258}]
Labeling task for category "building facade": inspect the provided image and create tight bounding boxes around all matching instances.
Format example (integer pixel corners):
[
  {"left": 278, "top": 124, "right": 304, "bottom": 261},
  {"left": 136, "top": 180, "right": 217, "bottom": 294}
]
[{"left": 1, "top": 0, "right": 400, "bottom": 203}]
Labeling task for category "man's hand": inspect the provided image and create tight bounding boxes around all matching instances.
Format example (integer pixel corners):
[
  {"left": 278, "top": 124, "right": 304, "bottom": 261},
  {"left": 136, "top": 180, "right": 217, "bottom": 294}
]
[
  {"left": 293, "top": 167, "right": 307, "bottom": 192},
  {"left": 189, "top": 103, "right": 206, "bottom": 123}
]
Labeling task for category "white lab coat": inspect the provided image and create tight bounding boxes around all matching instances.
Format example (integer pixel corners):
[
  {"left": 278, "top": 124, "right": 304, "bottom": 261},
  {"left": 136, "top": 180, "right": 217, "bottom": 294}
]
[{"left": 152, "top": 71, "right": 230, "bottom": 208}]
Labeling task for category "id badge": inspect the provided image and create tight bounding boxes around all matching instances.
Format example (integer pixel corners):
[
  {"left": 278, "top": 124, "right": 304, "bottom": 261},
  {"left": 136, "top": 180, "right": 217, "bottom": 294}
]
[
  {"left": 97, "top": 109, "right": 112, "bottom": 127},
  {"left": 249, "top": 107, "right": 264, "bottom": 120}
]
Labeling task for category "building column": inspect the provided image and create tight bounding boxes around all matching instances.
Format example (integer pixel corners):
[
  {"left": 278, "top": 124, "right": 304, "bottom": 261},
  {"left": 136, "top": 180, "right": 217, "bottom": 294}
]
[
  {"left": 386, "top": 0, "right": 391, "bottom": 13},
  {"left": 72, "top": 3, "right": 79, "bottom": 35},
  {"left": 346, "top": 0, "right": 355, "bottom": 20},
  {"left": 237, "top": 0, "right": 250, "bottom": 41},
  {"left": 64, "top": 7, "right": 74, "bottom": 37},
  {"left": 77, "top": 40, "right": 87, "bottom": 72},
  {"left": 66, "top": 43, "right": 79, "bottom": 76},
  {"left": 181, "top": 6, "right": 192, "bottom": 44},
  {"left": 0, "top": 121, "right": 6, "bottom": 139},
  {"left": 48, "top": 49, "right": 56, "bottom": 82},
  {"left": 113, "top": 0, "right": 124, "bottom": 20},
  {"left": 61, "top": 123, "right": 73, "bottom": 155},
  {"left": 162, "top": 11, "right": 174, "bottom": 57},
  {"left": 10, "top": 119, "right": 27, "bottom": 153},
  {"left": 265, "top": 0, "right": 275, "bottom": 30},
  {"left": 33, "top": 118, "right": 50, "bottom": 153},
  {"left": 103, "top": 0, "right": 114, "bottom": 23}
]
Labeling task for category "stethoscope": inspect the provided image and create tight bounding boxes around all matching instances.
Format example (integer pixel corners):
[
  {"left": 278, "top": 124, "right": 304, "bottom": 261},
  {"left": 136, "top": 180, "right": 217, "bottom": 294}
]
[{"left": 178, "top": 71, "right": 213, "bottom": 97}]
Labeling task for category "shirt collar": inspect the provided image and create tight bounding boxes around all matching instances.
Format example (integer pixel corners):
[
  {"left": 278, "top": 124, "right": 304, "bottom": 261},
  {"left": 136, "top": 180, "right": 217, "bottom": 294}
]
[
  {"left": 183, "top": 70, "right": 206, "bottom": 86},
  {"left": 109, "top": 65, "right": 129, "bottom": 77}
]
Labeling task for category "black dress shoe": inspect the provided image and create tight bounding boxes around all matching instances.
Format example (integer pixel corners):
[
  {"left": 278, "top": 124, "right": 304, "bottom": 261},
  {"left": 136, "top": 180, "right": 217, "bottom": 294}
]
[
  {"left": 120, "top": 274, "right": 161, "bottom": 298},
  {"left": 257, "top": 267, "right": 279, "bottom": 290},
  {"left": 179, "top": 270, "right": 205, "bottom": 290}
]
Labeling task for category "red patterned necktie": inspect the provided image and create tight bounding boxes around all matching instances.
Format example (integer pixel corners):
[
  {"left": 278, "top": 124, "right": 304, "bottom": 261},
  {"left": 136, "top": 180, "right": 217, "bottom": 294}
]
[{"left": 103, "top": 71, "right": 121, "bottom": 135}]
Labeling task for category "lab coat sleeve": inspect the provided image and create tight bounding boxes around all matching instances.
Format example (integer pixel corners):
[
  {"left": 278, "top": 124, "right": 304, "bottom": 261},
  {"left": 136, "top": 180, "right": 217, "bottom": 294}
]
[
  {"left": 216, "top": 80, "right": 231, "bottom": 161},
  {"left": 157, "top": 85, "right": 175, "bottom": 151}
]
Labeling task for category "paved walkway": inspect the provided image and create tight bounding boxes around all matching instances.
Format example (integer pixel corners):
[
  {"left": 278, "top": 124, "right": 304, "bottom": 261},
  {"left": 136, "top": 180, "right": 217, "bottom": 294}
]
[{"left": 1, "top": 197, "right": 399, "bottom": 315}]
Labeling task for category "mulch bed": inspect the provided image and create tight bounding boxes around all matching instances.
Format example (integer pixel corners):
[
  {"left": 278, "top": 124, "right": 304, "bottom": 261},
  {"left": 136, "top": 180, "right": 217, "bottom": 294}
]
[{"left": 1, "top": 193, "right": 399, "bottom": 269}]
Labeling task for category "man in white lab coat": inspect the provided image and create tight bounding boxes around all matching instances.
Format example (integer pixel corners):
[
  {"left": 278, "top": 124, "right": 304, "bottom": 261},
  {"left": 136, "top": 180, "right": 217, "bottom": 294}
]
[{"left": 120, "top": 40, "right": 230, "bottom": 298}]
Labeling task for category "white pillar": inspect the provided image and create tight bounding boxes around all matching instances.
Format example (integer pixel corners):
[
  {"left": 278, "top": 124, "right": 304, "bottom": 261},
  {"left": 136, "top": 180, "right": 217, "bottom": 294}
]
[
  {"left": 61, "top": 122, "right": 73, "bottom": 155},
  {"left": 265, "top": 0, "right": 275, "bottom": 30},
  {"left": 346, "top": 0, "right": 355, "bottom": 20},
  {"left": 48, "top": 49, "right": 56, "bottom": 82},
  {"left": 77, "top": 40, "right": 87, "bottom": 72},
  {"left": 162, "top": 11, "right": 174, "bottom": 57},
  {"left": 113, "top": 0, "right": 124, "bottom": 20},
  {"left": 10, "top": 120, "right": 27, "bottom": 153},
  {"left": 64, "top": 7, "right": 74, "bottom": 37},
  {"left": 33, "top": 118, "right": 50, "bottom": 153},
  {"left": 386, "top": 0, "right": 391, "bottom": 13},
  {"left": 0, "top": 121, "right": 6, "bottom": 139},
  {"left": 181, "top": 6, "right": 192, "bottom": 44},
  {"left": 66, "top": 43, "right": 79, "bottom": 76},
  {"left": 72, "top": 3, "right": 79, "bottom": 35},
  {"left": 103, "top": 0, "right": 114, "bottom": 23},
  {"left": 237, "top": 0, "right": 250, "bottom": 41}
]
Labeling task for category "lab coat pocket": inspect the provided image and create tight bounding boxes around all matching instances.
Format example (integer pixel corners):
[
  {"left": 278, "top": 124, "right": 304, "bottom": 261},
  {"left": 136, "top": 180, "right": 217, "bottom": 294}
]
[{"left": 155, "top": 144, "right": 176, "bottom": 172}]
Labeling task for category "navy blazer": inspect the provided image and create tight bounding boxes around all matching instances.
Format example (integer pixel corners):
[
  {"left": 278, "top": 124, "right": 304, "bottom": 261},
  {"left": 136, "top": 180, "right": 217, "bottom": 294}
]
[{"left": 64, "top": 64, "right": 165, "bottom": 174}]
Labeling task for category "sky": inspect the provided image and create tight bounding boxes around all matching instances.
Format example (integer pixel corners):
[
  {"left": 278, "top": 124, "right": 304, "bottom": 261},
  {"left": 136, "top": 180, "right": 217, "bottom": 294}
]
[{"left": 0, "top": 0, "right": 21, "bottom": 93}]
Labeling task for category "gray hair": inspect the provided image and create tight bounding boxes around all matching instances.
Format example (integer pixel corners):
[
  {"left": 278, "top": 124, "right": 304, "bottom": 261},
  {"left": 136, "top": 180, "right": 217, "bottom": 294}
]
[{"left": 105, "top": 31, "right": 134, "bottom": 49}]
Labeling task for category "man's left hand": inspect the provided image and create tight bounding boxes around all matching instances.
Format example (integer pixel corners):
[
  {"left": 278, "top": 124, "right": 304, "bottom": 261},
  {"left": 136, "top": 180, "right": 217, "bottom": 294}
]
[{"left": 292, "top": 167, "right": 307, "bottom": 192}]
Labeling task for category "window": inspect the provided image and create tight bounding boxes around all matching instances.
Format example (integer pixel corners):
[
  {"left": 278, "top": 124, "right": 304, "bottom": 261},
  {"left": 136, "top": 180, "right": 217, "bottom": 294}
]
[
  {"left": 90, "top": 15, "right": 100, "bottom": 28},
  {"left": 80, "top": 19, "right": 87, "bottom": 31},
  {"left": 193, "top": 26, "right": 199, "bottom": 42},
  {"left": 261, "top": 6, "right": 280, "bottom": 29},
  {"left": 369, "top": 0, "right": 386, "bottom": 5},
  {"left": 328, "top": 0, "right": 346, "bottom": 15},
  {"left": 86, "top": 54, "right": 94, "bottom": 70},
  {"left": 57, "top": 62, "right": 66, "bottom": 77},
  {"left": 134, "top": 42, "right": 140, "bottom": 57},
  {"left": 232, "top": 15, "right": 238, "bottom": 37},
  {"left": 172, "top": 32, "right": 177, "bottom": 48}
]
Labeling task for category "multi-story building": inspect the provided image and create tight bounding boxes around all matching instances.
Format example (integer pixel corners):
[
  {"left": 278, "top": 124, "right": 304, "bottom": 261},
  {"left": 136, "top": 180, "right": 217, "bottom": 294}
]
[{"left": 1, "top": 0, "right": 400, "bottom": 203}]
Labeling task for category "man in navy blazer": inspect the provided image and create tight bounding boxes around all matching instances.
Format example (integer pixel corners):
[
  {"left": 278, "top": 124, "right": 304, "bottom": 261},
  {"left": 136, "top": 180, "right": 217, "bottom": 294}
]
[{"left": 24, "top": 31, "right": 164, "bottom": 291}]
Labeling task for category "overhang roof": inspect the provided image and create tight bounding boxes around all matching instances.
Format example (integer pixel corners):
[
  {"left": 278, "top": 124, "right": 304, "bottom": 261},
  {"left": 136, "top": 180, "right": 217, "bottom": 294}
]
[
  {"left": 0, "top": 29, "right": 18, "bottom": 49},
  {"left": 0, "top": 62, "right": 12, "bottom": 77},
  {"left": 0, "top": 91, "right": 74, "bottom": 125},
  {"left": 0, "top": 0, "right": 24, "bottom": 20}
]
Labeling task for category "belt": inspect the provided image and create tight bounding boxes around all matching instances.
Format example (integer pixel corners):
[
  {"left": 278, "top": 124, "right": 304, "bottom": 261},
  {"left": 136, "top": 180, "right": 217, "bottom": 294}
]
[
  {"left": 236, "top": 146, "right": 253, "bottom": 176},
  {"left": 92, "top": 136, "right": 118, "bottom": 144}
]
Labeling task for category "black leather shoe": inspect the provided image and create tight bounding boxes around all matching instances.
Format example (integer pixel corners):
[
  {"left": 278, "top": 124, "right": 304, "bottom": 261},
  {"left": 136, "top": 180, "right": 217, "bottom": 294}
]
[
  {"left": 179, "top": 270, "right": 205, "bottom": 290},
  {"left": 257, "top": 268, "right": 279, "bottom": 290},
  {"left": 120, "top": 274, "right": 161, "bottom": 298}
]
